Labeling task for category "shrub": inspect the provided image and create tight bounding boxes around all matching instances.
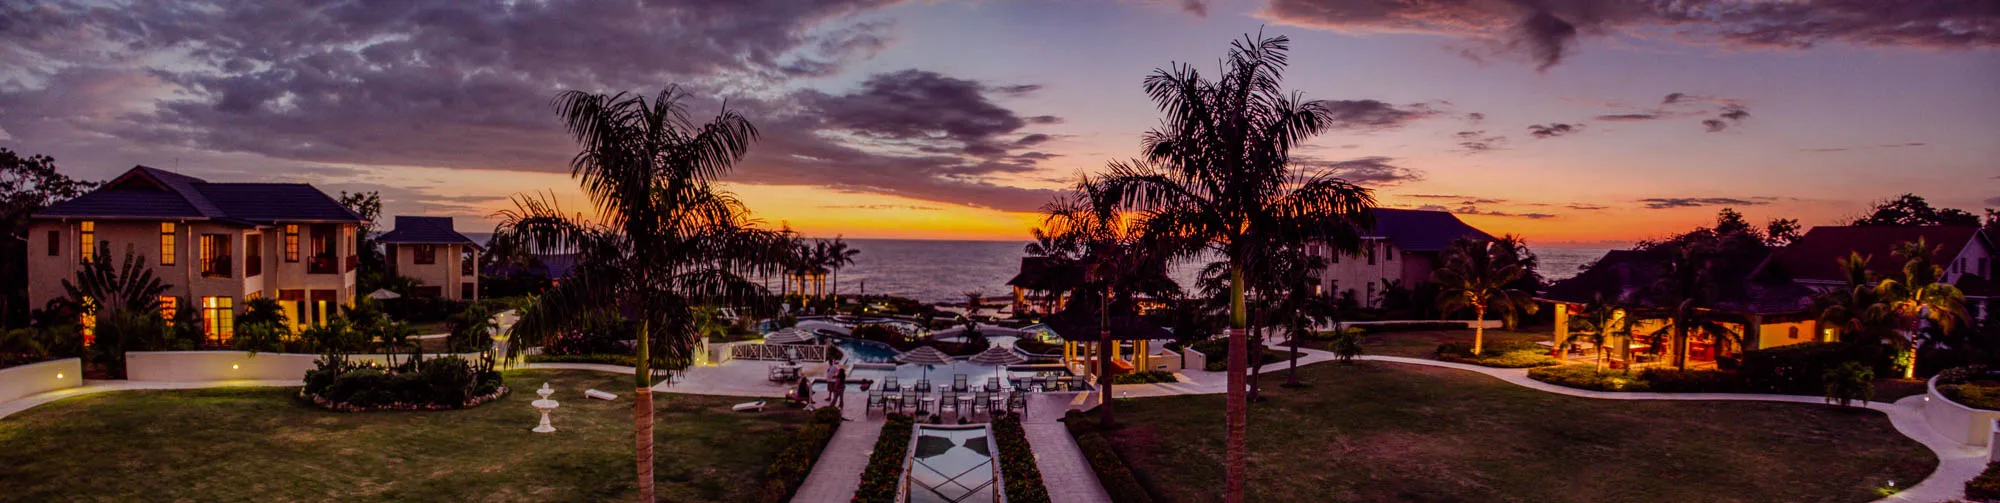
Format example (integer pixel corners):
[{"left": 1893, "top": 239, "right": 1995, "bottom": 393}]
[
  {"left": 301, "top": 355, "right": 505, "bottom": 411},
  {"left": 542, "top": 310, "right": 633, "bottom": 356},
  {"left": 1823, "top": 360, "right": 1876, "bottom": 407},
  {"left": 853, "top": 414, "right": 915, "bottom": 503},
  {"left": 1638, "top": 368, "right": 1747, "bottom": 393},
  {"left": 1941, "top": 384, "right": 2000, "bottom": 411},
  {"left": 992, "top": 417, "right": 1051, "bottom": 503},
  {"left": 1064, "top": 411, "right": 1154, "bottom": 503},
  {"left": 1969, "top": 462, "right": 2000, "bottom": 501},
  {"left": 1738, "top": 342, "right": 1883, "bottom": 395},
  {"left": 753, "top": 407, "right": 843, "bottom": 503},
  {"left": 1326, "top": 329, "right": 1364, "bottom": 363},
  {"left": 1015, "top": 338, "right": 1064, "bottom": 356},
  {"left": 1528, "top": 365, "right": 1651, "bottom": 392},
  {"left": 1437, "top": 341, "right": 1560, "bottom": 368},
  {"left": 1190, "top": 338, "right": 1296, "bottom": 371},
  {"left": 1112, "top": 370, "right": 1177, "bottom": 385}
]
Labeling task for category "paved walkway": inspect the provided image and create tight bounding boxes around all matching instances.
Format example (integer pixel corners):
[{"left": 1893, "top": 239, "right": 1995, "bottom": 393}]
[
  {"left": 791, "top": 390, "right": 883, "bottom": 503},
  {"left": 1022, "top": 392, "right": 1114, "bottom": 503}
]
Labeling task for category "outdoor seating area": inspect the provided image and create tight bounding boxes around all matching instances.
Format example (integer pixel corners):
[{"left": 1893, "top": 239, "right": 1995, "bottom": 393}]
[{"left": 862, "top": 373, "right": 1065, "bottom": 419}]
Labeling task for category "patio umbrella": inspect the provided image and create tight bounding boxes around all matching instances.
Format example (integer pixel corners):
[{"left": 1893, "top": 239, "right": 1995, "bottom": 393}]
[
  {"left": 762, "top": 328, "right": 814, "bottom": 345},
  {"left": 967, "top": 345, "right": 1027, "bottom": 387},
  {"left": 366, "top": 288, "right": 401, "bottom": 300},
  {"left": 896, "top": 346, "right": 953, "bottom": 380}
]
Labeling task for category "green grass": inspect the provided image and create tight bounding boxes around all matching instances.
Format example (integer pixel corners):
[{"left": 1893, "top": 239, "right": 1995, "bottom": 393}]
[
  {"left": 1095, "top": 361, "right": 1936, "bottom": 503},
  {"left": 0, "top": 370, "right": 809, "bottom": 502}
]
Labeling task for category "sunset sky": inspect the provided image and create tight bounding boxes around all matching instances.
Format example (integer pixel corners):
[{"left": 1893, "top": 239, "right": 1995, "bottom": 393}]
[{"left": 3, "top": 0, "right": 1995, "bottom": 247}]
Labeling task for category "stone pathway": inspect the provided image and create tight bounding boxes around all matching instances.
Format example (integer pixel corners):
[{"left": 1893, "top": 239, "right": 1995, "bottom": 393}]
[
  {"left": 1021, "top": 394, "right": 1114, "bottom": 503},
  {"left": 791, "top": 390, "right": 884, "bottom": 503}
]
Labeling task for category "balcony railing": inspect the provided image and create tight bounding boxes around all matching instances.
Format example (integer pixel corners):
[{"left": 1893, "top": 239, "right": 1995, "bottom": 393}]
[
  {"left": 308, "top": 255, "right": 338, "bottom": 274},
  {"left": 201, "top": 257, "right": 232, "bottom": 278}
]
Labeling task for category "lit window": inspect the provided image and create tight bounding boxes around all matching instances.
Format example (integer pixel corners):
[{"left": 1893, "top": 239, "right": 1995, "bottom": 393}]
[
  {"left": 199, "top": 234, "right": 232, "bottom": 278},
  {"left": 202, "top": 296, "right": 234, "bottom": 345},
  {"left": 160, "top": 222, "right": 177, "bottom": 266},
  {"left": 159, "top": 296, "right": 179, "bottom": 325},
  {"left": 78, "top": 221, "right": 95, "bottom": 263},
  {"left": 284, "top": 225, "right": 300, "bottom": 262}
]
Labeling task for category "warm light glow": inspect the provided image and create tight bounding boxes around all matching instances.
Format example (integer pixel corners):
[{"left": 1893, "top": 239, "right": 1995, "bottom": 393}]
[
  {"left": 56, "top": 373, "right": 63, "bottom": 379},
  {"left": 232, "top": 363, "right": 240, "bottom": 370}
]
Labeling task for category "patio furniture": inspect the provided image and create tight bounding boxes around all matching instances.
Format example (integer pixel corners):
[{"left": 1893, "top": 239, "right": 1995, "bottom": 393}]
[
  {"left": 731, "top": 400, "right": 767, "bottom": 413},
  {"left": 987, "top": 392, "right": 1005, "bottom": 416},
  {"left": 882, "top": 376, "right": 900, "bottom": 393},
  {"left": 866, "top": 389, "right": 885, "bottom": 415},
  {"left": 937, "top": 392, "right": 957, "bottom": 418},
  {"left": 1007, "top": 393, "right": 1026, "bottom": 416},
  {"left": 1031, "top": 376, "right": 1048, "bottom": 391},
  {"left": 915, "top": 379, "right": 933, "bottom": 394},
  {"left": 1012, "top": 380, "right": 1032, "bottom": 393},
  {"left": 952, "top": 374, "right": 969, "bottom": 393},
  {"left": 985, "top": 377, "right": 1002, "bottom": 393}
]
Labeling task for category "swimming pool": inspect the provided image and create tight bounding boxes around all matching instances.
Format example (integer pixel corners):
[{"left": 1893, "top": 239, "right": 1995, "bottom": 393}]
[{"left": 824, "top": 335, "right": 902, "bottom": 364}]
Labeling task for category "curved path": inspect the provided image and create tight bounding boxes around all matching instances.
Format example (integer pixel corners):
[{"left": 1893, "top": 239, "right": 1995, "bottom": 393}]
[{"left": 1103, "top": 346, "right": 1981, "bottom": 503}]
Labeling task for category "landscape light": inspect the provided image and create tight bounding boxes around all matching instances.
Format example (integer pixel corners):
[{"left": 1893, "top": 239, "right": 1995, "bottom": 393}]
[
  {"left": 232, "top": 364, "right": 240, "bottom": 370},
  {"left": 56, "top": 373, "right": 63, "bottom": 379}
]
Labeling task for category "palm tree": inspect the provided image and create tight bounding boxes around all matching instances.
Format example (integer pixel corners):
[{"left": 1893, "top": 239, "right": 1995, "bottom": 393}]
[
  {"left": 1092, "top": 33, "right": 1374, "bottom": 502},
  {"left": 1431, "top": 238, "right": 1539, "bottom": 355},
  {"left": 821, "top": 237, "right": 860, "bottom": 301},
  {"left": 1564, "top": 293, "right": 1627, "bottom": 372},
  {"left": 501, "top": 86, "right": 782, "bottom": 502},
  {"left": 1037, "top": 177, "right": 1179, "bottom": 427},
  {"left": 1815, "top": 252, "right": 1896, "bottom": 345},
  {"left": 1264, "top": 248, "right": 1333, "bottom": 387},
  {"left": 1877, "top": 238, "right": 1970, "bottom": 379},
  {"left": 1646, "top": 246, "right": 1740, "bottom": 370},
  {"left": 61, "top": 244, "right": 170, "bottom": 319}
]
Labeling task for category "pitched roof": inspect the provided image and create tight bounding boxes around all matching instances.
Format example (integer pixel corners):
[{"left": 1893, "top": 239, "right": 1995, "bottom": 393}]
[
  {"left": 1764, "top": 226, "right": 1984, "bottom": 283},
  {"left": 35, "top": 166, "right": 365, "bottom": 224},
  {"left": 377, "top": 216, "right": 479, "bottom": 247},
  {"left": 1364, "top": 208, "right": 1497, "bottom": 252},
  {"left": 1006, "top": 256, "right": 1082, "bottom": 291},
  {"left": 1540, "top": 249, "right": 1812, "bottom": 315}
]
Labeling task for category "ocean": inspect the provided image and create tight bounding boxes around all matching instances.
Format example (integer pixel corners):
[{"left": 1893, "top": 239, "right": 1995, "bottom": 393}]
[{"left": 462, "top": 234, "right": 1609, "bottom": 304}]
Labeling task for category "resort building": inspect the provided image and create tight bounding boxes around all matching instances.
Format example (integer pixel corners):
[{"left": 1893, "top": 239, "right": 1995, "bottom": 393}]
[
  {"left": 1538, "top": 248, "right": 1817, "bottom": 368},
  {"left": 1760, "top": 225, "right": 1995, "bottom": 322},
  {"left": 1006, "top": 257, "right": 1078, "bottom": 316},
  {"left": 26, "top": 166, "right": 366, "bottom": 342},
  {"left": 375, "top": 216, "right": 482, "bottom": 301},
  {"left": 1307, "top": 208, "right": 1496, "bottom": 307}
]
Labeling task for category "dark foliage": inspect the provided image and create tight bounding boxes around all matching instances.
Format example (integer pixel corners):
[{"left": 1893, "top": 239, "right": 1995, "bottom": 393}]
[
  {"left": 753, "top": 406, "right": 843, "bottom": 503},
  {"left": 301, "top": 354, "right": 503, "bottom": 410},
  {"left": 1064, "top": 410, "right": 1156, "bottom": 503},
  {"left": 1738, "top": 342, "right": 1891, "bottom": 395},
  {"left": 853, "top": 414, "right": 916, "bottom": 503},
  {"left": 992, "top": 416, "right": 1051, "bottom": 503}
]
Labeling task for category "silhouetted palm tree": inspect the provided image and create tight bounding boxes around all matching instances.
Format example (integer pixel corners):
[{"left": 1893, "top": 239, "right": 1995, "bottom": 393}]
[
  {"left": 1878, "top": 238, "right": 1969, "bottom": 378},
  {"left": 1815, "top": 251, "right": 1896, "bottom": 344},
  {"left": 1432, "top": 238, "right": 1539, "bottom": 355},
  {"left": 1037, "top": 177, "right": 1180, "bottom": 427},
  {"left": 1092, "top": 33, "right": 1374, "bottom": 502},
  {"left": 1565, "top": 293, "right": 1627, "bottom": 372},
  {"left": 1646, "top": 246, "right": 1739, "bottom": 370},
  {"left": 500, "top": 86, "right": 783, "bottom": 502},
  {"left": 821, "top": 237, "right": 860, "bottom": 300}
]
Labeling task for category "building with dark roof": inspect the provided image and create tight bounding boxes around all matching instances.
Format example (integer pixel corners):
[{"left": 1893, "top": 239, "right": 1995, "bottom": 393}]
[
  {"left": 1307, "top": 208, "right": 1498, "bottom": 307},
  {"left": 28, "top": 166, "right": 367, "bottom": 341},
  {"left": 1760, "top": 225, "right": 1994, "bottom": 321},
  {"left": 376, "top": 216, "right": 483, "bottom": 301}
]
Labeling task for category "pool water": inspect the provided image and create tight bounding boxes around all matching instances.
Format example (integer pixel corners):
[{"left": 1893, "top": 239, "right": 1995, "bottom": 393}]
[{"left": 825, "top": 336, "right": 901, "bottom": 364}]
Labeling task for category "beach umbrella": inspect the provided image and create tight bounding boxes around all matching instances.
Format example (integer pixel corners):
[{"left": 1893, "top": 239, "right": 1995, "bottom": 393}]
[
  {"left": 967, "top": 345, "right": 1027, "bottom": 388},
  {"left": 762, "top": 328, "right": 814, "bottom": 345},
  {"left": 896, "top": 346, "right": 953, "bottom": 380},
  {"left": 367, "top": 288, "right": 401, "bottom": 300}
]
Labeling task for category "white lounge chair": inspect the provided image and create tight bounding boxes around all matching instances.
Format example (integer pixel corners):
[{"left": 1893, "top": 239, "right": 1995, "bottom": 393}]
[{"left": 732, "top": 400, "right": 767, "bottom": 413}]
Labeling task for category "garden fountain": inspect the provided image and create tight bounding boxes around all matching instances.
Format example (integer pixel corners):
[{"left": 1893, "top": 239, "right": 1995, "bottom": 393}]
[{"left": 531, "top": 382, "right": 559, "bottom": 433}]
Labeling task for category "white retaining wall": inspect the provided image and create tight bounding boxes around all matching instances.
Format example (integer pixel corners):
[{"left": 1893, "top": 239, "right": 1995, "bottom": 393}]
[
  {"left": 0, "top": 358, "right": 82, "bottom": 404},
  {"left": 1183, "top": 347, "right": 1208, "bottom": 371},
  {"left": 1923, "top": 375, "right": 2000, "bottom": 447},
  {"left": 126, "top": 351, "right": 487, "bottom": 383}
]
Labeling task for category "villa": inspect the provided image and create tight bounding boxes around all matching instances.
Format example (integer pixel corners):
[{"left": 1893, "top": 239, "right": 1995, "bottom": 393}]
[
  {"left": 26, "top": 166, "right": 365, "bottom": 341},
  {"left": 375, "top": 216, "right": 483, "bottom": 301},
  {"left": 1307, "top": 208, "right": 1497, "bottom": 307},
  {"left": 1760, "top": 225, "right": 1995, "bottom": 322},
  {"left": 1539, "top": 248, "right": 1817, "bottom": 367}
]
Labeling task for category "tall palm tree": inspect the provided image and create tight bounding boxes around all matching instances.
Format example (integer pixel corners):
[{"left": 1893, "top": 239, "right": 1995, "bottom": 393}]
[
  {"left": 1092, "top": 33, "right": 1374, "bottom": 502},
  {"left": 1815, "top": 252, "right": 1896, "bottom": 344},
  {"left": 821, "top": 237, "right": 860, "bottom": 301},
  {"left": 1565, "top": 293, "right": 1627, "bottom": 372},
  {"left": 1037, "top": 177, "right": 1179, "bottom": 427},
  {"left": 1431, "top": 238, "right": 1539, "bottom": 355},
  {"left": 1263, "top": 247, "right": 1333, "bottom": 387},
  {"left": 500, "top": 87, "right": 782, "bottom": 502},
  {"left": 1646, "top": 246, "right": 1739, "bottom": 370},
  {"left": 1877, "top": 238, "right": 1969, "bottom": 378}
]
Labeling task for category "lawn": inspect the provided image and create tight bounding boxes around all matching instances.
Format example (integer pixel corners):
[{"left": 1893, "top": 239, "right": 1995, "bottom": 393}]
[
  {"left": 0, "top": 369, "right": 808, "bottom": 502},
  {"left": 1095, "top": 361, "right": 1936, "bottom": 503}
]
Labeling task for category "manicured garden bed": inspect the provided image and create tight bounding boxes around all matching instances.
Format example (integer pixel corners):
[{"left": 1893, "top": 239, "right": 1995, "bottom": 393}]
[
  {"left": 1093, "top": 361, "right": 1935, "bottom": 502},
  {"left": 0, "top": 369, "right": 810, "bottom": 502},
  {"left": 1340, "top": 327, "right": 1552, "bottom": 359},
  {"left": 1436, "top": 340, "right": 1562, "bottom": 368}
]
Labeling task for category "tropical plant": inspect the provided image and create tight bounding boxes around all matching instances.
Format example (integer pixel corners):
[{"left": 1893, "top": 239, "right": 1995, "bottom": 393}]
[
  {"left": 1327, "top": 328, "right": 1364, "bottom": 363},
  {"left": 1876, "top": 238, "right": 1970, "bottom": 378},
  {"left": 499, "top": 86, "right": 784, "bottom": 502},
  {"left": 1823, "top": 360, "right": 1876, "bottom": 407},
  {"left": 1036, "top": 178, "right": 1180, "bottom": 426},
  {"left": 818, "top": 237, "right": 860, "bottom": 300},
  {"left": 61, "top": 245, "right": 170, "bottom": 318},
  {"left": 238, "top": 297, "right": 289, "bottom": 332},
  {"left": 1090, "top": 33, "right": 1375, "bottom": 501},
  {"left": 1564, "top": 293, "right": 1628, "bottom": 372},
  {"left": 1431, "top": 238, "right": 1539, "bottom": 356},
  {"left": 446, "top": 302, "right": 500, "bottom": 354},
  {"left": 1644, "top": 245, "right": 1740, "bottom": 370}
]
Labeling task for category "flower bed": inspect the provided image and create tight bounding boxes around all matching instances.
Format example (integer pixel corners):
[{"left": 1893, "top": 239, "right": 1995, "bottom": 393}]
[
  {"left": 753, "top": 407, "right": 843, "bottom": 503},
  {"left": 853, "top": 414, "right": 916, "bottom": 503},
  {"left": 1436, "top": 341, "right": 1560, "bottom": 368},
  {"left": 1527, "top": 365, "right": 1650, "bottom": 392},
  {"left": 1111, "top": 370, "right": 1177, "bottom": 385},
  {"left": 300, "top": 355, "right": 506, "bottom": 411},
  {"left": 1969, "top": 461, "right": 2000, "bottom": 501},
  {"left": 992, "top": 416, "right": 1051, "bottom": 503},
  {"left": 1936, "top": 366, "right": 2000, "bottom": 410},
  {"left": 1064, "top": 411, "right": 1154, "bottom": 503}
]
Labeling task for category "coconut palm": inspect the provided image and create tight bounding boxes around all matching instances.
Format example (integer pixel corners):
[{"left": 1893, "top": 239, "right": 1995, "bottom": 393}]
[
  {"left": 500, "top": 86, "right": 783, "bottom": 502},
  {"left": 1264, "top": 247, "right": 1333, "bottom": 387},
  {"left": 1091, "top": 33, "right": 1374, "bottom": 501},
  {"left": 1815, "top": 252, "right": 1897, "bottom": 344},
  {"left": 820, "top": 237, "right": 860, "bottom": 301},
  {"left": 1037, "top": 177, "right": 1180, "bottom": 427},
  {"left": 1565, "top": 293, "right": 1627, "bottom": 372},
  {"left": 1431, "top": 238, "right": 1539, "bottom": 356},
  {"left": 1877, "top": 238, "right": 1969, "bottom": 378},
  {"left": 1646, "top": 246, "right": 1740, "bottom": 370}
]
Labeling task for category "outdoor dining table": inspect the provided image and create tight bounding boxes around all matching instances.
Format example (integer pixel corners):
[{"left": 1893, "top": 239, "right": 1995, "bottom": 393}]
[
  {"left": 920, "top": 396, "right": 940, "bottom": 414},
  {"left": 956, "top": 394, "right": 975, "bottom": 413}
]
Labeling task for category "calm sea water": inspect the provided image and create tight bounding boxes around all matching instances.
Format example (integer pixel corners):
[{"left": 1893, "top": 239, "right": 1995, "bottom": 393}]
[{"left": 465, "top": 233, "right": 1608, "bottom": 304}]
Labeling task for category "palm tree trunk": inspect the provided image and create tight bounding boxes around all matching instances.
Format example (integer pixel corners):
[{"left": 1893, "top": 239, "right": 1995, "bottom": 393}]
[
  {"left": 1249, "top": 308, "right": 1264, "bottom": 402},
  {"left": 1472, "top": 306, "right": 1486, "bottom": 355},
  {"left": 1675, "top": 323, "right": 1689, "bottom": 370},
  {"left": 1284, "top": 319, "right": 1301, "bottom": 387},
  {"left": 1099, "top": 327, "right": 1114, "bottom": 427},
  {"left": 1224, "top": 264, "right": 1248, "bottom": 503},
  {"left": 634, "top": 319, "right": 655, "bottom": 503}
]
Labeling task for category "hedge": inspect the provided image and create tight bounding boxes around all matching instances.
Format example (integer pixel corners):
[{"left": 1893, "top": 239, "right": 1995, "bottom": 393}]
[
  {"left": 1970, "top": 461, "right": 2000, "bottom": 501},
  {"left": 524, "top": 354, "right": 637, "bottom": 367},
  {"left": 992, "top": 417, "right": 1051, "bottom": 503},
  {"left": 1738, "top": 342, "right": 1891, "bottom": 394},
  {"left": 301, "top": 355, "right": 505, "bottom": 411},
  {"left": 1638, "top": 368, "right": 1747, "bottom": 393},
  {"left": 1111, "top": 370, "right": 1177, "bottom": 385},
  {"left": 1065, "top": 411, "right": 1155, "bottom": 503},
  {"left": 752, "top": 407, "right": 844, "bottom": 503},
  {"left": 853, "top": 414, "right": 916, "bottom": 503}
]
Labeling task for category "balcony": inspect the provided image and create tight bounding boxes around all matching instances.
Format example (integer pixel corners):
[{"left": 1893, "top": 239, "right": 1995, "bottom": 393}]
[
  {"left": 346, "top": 254, "right": 359, "bottom": 272},
  {"left": 308, "top": 255, "right": 338, "bottom": 275},
  {"left": 246, "top": 256, "right": 262, "bottom": 277},
  {"left": 200, "top": 257, "right": 232, "bottom": 278}
]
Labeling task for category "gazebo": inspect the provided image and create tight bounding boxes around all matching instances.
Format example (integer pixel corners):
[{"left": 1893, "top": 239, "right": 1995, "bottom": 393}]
[{"left": 1043, "top": 307, "right": 1172, "bottom": 379}]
